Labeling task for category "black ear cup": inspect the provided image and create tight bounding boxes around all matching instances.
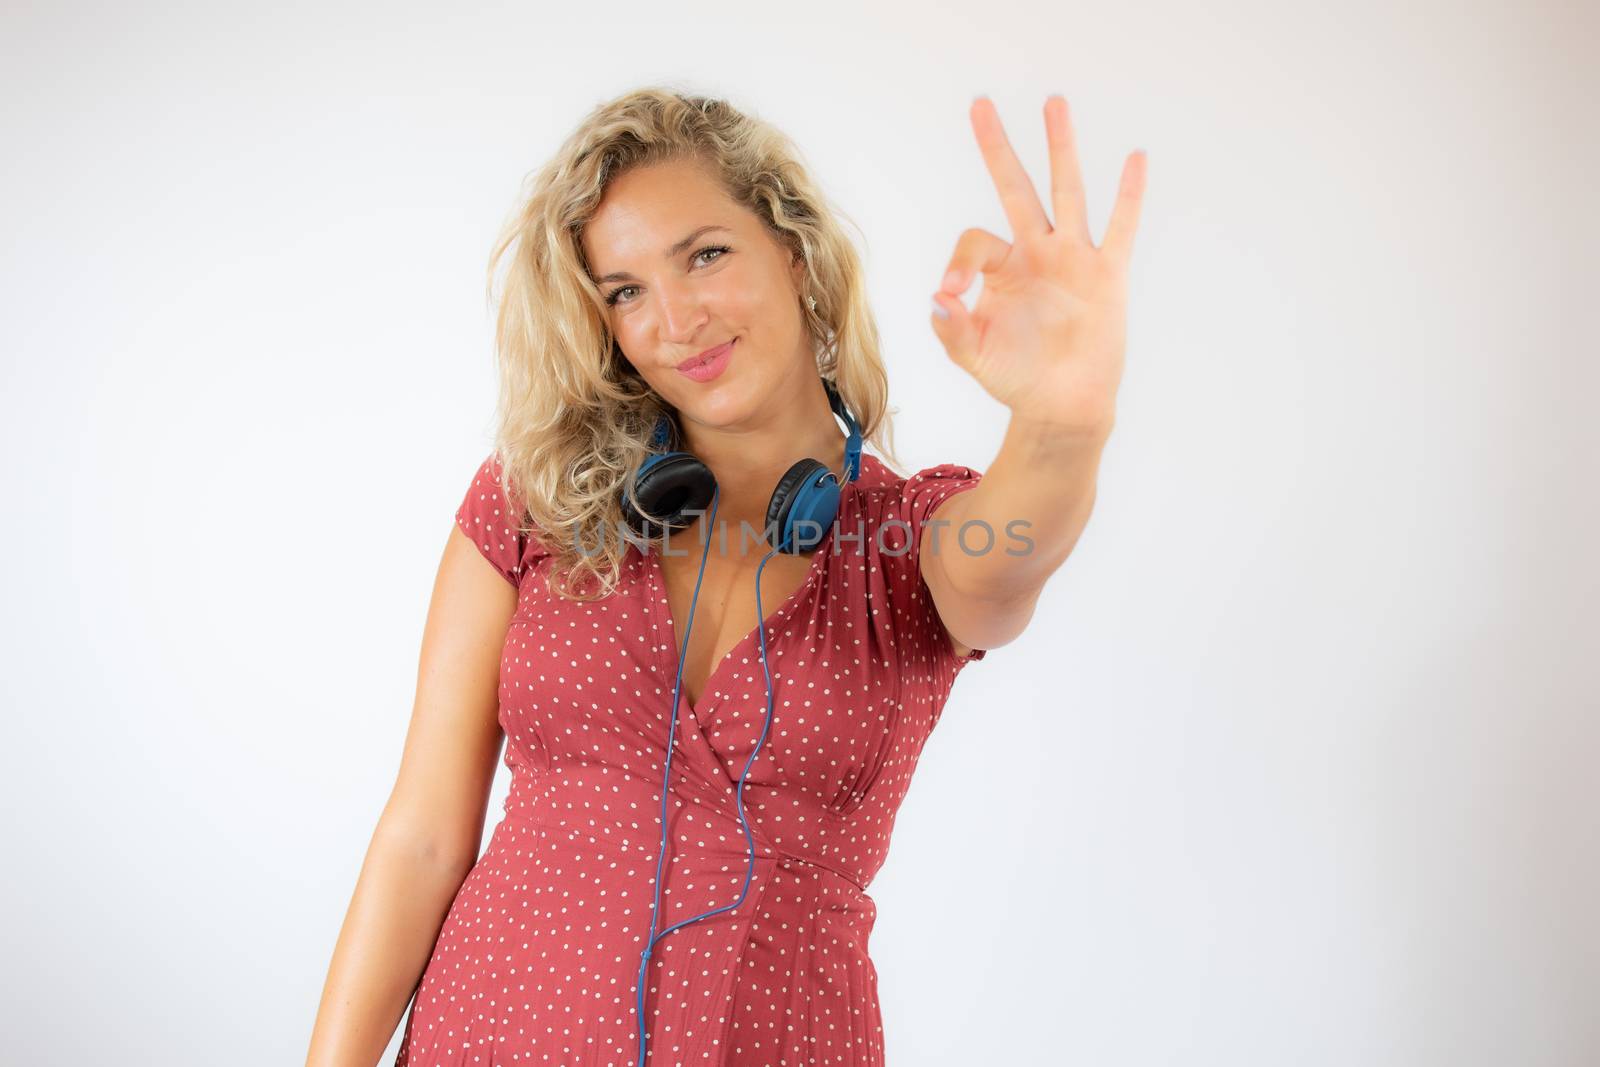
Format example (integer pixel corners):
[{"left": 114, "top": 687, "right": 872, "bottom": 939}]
[
  {"left": 766, "top": 458, "right": 832, "bottom": 553},
  {"left": 624, "top": 452, "right": 716, "bottom": 540}
]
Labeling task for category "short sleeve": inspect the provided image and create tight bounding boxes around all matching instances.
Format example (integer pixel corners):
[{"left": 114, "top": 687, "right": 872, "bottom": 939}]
[
  {"left": 455, "top": 452, "right": 540, "bottom": 588},
  {"left": 887, "top": 463, "right": 989, "bottom": 668}
]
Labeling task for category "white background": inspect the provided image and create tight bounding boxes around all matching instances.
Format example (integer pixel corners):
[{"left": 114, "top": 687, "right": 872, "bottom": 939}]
[{"left": 3, "top": 1, "right": 1595, "bottom": 1064}]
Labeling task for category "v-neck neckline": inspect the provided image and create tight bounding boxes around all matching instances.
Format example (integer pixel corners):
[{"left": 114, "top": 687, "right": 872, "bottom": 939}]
[{"left": 644, "top": 531, "right": 832, "bottom": 724}]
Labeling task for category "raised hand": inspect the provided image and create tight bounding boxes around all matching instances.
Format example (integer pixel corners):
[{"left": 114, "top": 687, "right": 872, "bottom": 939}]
[{"left": 930, "top": 95, "right": 1146, "bottom": 437}]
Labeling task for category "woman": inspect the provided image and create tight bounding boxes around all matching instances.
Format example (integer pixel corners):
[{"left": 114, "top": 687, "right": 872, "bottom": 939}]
[{"left": 307, "top": 87, "right": 1145, "bottom": 1066}]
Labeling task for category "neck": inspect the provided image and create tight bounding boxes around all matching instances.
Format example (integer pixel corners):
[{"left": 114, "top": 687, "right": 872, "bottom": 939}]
[{"left": 678, "top": 374, "right": 848, "bottom": 530}]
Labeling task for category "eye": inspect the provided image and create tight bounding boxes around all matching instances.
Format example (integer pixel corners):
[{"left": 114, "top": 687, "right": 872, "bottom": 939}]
[{"left": 603, "top": 246, "right": 732, "bottom": 308}]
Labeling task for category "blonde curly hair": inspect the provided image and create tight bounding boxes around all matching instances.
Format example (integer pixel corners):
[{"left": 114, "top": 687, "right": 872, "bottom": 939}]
[{"left": 482, "top": 84, "right": 903, "bottom": 600}]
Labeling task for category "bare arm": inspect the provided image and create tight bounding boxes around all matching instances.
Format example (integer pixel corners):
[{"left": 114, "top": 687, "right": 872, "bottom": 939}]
[
  {"left": 922, "top": 96, "right": 1141, "bottom": 656},
  {"left": 304, "top": 524, "right": 518, "bottom": 1066},
  {"left": 923, "top": 416, "right": 1111, "bottom": 654}
]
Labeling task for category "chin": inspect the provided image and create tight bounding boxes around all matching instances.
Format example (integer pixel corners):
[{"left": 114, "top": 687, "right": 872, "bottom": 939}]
[{"left": 675, "top": 388, "right": 748, "bottom": 429}]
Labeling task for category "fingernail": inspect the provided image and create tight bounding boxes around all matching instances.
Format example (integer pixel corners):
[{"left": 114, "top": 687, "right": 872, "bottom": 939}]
[
  {"left": 931, "top": 295, "right": 950, "bottom": 320},
  {"left": 942, "top": 268, "right": 965, "bottom": 292}
]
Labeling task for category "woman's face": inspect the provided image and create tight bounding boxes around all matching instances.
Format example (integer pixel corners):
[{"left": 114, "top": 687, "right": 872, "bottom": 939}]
[{"left": 581, "top": 158, "right": 811, "bottom": 431}]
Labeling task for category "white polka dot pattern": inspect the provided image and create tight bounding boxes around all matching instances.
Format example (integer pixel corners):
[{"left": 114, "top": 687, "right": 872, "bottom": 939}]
[{"left": 395, "top": 451, "right": 987, "bottom": 1065}]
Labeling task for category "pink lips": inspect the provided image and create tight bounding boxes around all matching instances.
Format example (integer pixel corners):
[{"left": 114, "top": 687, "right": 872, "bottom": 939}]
[{"left": 677, "top": 338, "right": 734, "bottom": 383}]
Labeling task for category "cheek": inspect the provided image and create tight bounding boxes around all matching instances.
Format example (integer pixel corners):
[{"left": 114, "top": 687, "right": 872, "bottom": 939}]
[
  {"left": 612, "top": 315, "right": 656, "bottom": 362},
  {"left": 707, "top": 270, "right": 782, "bottom": 327},
  {"left": 608, "top": 332, "right": 652, "bottom": 383}
]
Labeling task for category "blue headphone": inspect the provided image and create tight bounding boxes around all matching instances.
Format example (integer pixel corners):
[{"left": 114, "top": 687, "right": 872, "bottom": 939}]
[
  {"left": 630, "top": 379, "right": 863, "bottom": 1066},
  {"left": 621, "top": 379, "right": 864, "bottom": 552}
]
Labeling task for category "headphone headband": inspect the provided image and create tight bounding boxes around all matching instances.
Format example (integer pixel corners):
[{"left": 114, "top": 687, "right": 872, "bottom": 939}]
[
  {"left": 649, "top": 410, "right": 673, "bottom": 451},
  {"left": 823, "top": 380, "right": 864, "bottom": 482}
]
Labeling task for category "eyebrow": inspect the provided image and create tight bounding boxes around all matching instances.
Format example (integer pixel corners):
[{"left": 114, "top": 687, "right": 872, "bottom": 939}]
[{"left": 593, "top": 224, "right": 732, "bottom": 285}]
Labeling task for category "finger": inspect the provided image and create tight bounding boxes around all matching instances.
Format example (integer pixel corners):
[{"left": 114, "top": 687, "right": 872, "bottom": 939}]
[
  {"left": 1044, "top": 95, "right": 1092, "bottom": 245},
  {"left": 970, "top": 96, "right": 1051, "bottom": 239},
  {"left": 1099, "top": 150, "right": 1148, "bottom": 266},
  {"left": 938, "top": 227, "right": 1011, "bottom": 297},
  {"left": 929, "top": 288, "right": 980, "bottom": 372}
]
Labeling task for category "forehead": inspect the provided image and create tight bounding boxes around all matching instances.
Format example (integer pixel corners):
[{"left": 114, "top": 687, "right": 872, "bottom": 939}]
[{"left": 582, "top": 158, "right": 751, "bottom": 267}]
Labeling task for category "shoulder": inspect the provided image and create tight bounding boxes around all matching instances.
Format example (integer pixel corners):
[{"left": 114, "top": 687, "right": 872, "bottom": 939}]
[
  {"left": 454, "top": 451, "right": 552, "bottom": 588},
  {"left": 845, "top": 453, "right": 988, "bottom": 665},
  {"left": 850, "top": 453, "right": 985, "bottom": 541}
]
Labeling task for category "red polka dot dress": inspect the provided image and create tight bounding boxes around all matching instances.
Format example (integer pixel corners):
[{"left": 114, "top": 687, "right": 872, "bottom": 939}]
[{"left": 394, "top": 450, "right": 987, "bottom": 1066}]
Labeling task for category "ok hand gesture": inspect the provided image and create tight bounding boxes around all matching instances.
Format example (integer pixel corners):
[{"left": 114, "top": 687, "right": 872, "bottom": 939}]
[{"left": 930, "top": 95, "right": 1147, "bottom": 437}]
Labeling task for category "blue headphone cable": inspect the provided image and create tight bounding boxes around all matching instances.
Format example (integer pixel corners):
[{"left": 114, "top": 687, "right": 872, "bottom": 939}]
[{"left": 634, "top": 482, "right": 786, "bottom": 1066}]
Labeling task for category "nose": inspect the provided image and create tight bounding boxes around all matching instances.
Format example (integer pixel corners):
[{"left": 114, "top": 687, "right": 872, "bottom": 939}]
[{"left": 654, "top": 277, "right": 708, "bottom": 345}]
